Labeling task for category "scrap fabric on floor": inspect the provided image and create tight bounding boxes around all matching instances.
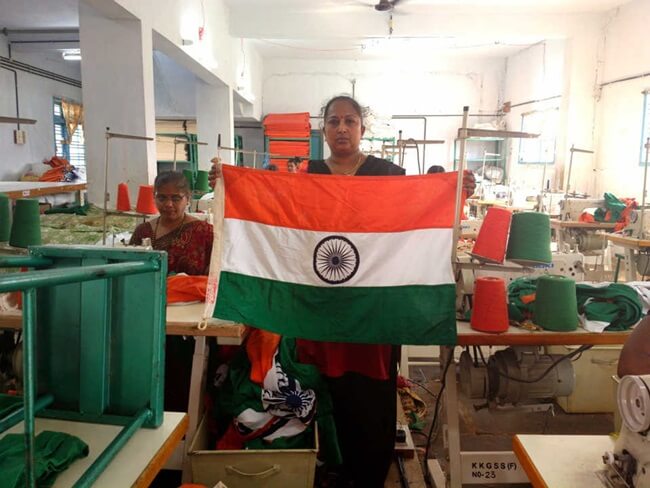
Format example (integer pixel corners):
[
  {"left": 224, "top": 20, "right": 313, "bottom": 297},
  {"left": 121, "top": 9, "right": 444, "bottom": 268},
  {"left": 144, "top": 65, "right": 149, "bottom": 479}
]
[{"left": 0, "top": 431, "right": 88, "bottom": 488}]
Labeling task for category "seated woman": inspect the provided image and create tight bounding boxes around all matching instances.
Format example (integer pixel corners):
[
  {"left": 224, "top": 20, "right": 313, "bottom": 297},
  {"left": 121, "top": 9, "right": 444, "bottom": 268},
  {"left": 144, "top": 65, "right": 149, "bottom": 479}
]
[
  {"left": 130, "top": 171, "right": 213, "bottom": 275},
  {"left": 130, "top": 170, "right": 214, "bottom": 411}
]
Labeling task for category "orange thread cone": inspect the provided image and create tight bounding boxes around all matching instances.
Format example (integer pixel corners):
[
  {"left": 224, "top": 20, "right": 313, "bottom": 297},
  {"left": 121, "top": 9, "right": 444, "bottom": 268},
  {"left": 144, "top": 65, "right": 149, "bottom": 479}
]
[
  {"left": 471, "top": 276, "right": 509, "bottom": 333},
  {"left": 116, "top": 183, "right": 131, "bottom": 211},
  {"left": 470, "top": 207, "right": 512, "bottom": 264},
  {"left": 136, "top": 185, "right": 158, "bottom": 214}
]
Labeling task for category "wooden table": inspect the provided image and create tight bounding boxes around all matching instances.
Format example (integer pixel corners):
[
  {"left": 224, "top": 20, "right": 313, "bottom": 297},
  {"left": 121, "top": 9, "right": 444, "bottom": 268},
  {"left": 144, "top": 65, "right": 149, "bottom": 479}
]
[
  {"left": 0, "top": 181, "right": 87, "bottom": 203},
  {"left": 606, "top": 234, "right": 650, "bottom": 281},
  {"left": 0, "top": 412, "right": 188, "bottom": 487},
  {"left": 512, "top": 434, "right": 614, "bottom": 488},
  {"left": 430, "top": 322, "right": 630, "bottom": 488}
]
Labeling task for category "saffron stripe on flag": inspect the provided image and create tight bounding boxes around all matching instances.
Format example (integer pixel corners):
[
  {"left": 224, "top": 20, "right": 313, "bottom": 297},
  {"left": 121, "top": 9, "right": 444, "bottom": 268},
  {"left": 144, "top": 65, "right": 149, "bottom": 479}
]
[
  {"left": 222, "top": 165, "right": 461, "bottom": 232},
  {"left": 214, "top": 271, "right": 458, "bottom": 345},
  {"left": 222, "top": 219, "right": 454, "bottom": 287}
]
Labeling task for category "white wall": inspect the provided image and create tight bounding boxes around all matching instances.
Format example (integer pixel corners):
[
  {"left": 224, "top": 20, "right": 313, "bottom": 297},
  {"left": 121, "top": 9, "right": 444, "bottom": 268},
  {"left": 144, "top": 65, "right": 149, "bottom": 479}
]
[
  {"left": 262, "top": 56, "right": 505, "bottom": 174},
  {"left": 503, "top": 40, "right": 566, "bottom": 193},
  {"left": 153, "top": 50, "right": 197, "bottom": 119},
  {"left": 595, "top": 0, "right": 650, "bottom": 201},
  {"left": 0, "top": 37, "right": 82, "bottom": 180}
]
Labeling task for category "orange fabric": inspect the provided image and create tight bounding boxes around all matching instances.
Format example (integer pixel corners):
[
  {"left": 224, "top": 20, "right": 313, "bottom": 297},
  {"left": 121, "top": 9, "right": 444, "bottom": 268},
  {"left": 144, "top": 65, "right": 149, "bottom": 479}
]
[
  {"left": 263, "top": 112, "right": 311, "bottom": 136},
  {"left": 222, "top": 165, "right": 463, "bottom": 232},
  {"left": 166, "top": 275, "right": 208, "bottom": 303},
  {"left": 521, "top": 293, "right": 536, "bottom": 304},
  {"left": 246, "top": 328, "right": 282, "bottom": 385},
  {"left": 268, "top": 141, "right": 311, "bottom": 157},
  {"left": 615, "top": 198, "right": 637, "bottom": 232},
  {"left": 579, "top": 212, "right": 596, "bottom": 223},
  {"left": 39, "top": 156, "right": 72, "bottom": 182}
]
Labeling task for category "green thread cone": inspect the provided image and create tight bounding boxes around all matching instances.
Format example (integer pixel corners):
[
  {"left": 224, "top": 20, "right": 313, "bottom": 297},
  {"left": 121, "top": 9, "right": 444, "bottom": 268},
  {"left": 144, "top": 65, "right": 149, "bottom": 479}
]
[
  {"left": 195, "top": 170, "right": 210, "bottom": 192},
  {"left": 506, "top": 212, "right": 552, "bottom": 265},
  {"left": 0, "top": 194, "right": 10, "bottom": 242},
  {"left": 183, "top": 169, "right": 195, "bottom": 190},
  {"left": 9, "top": 199, "right": 41, "bottom": 248},
  {"left": 534, "top": 275, "right": 578, "bottom": 331}
]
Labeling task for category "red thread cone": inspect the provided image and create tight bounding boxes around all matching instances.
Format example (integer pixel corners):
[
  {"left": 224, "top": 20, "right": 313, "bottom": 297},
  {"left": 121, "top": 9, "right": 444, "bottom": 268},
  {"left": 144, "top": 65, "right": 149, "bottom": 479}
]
[
  {"left": 116, "top": 183, "right": 131, "bottom": 211},
  {"left": 135, "top": 185, "right": 158, "bottom": 215},
  {"left": 471, "top": 276, "right": 509, "bottom": 333},
  {"left": 470, "top": 207, "right": 512, "bottom": 264}
]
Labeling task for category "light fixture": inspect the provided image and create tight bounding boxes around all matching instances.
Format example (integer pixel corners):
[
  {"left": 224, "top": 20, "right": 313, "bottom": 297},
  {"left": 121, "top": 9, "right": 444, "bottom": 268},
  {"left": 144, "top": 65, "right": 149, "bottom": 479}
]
[
  {"left": 62, "top": 49, "right": 81, "bottom": 61},
  {"left": 181, "top": 39, "right": 194, "bottom": 46}
]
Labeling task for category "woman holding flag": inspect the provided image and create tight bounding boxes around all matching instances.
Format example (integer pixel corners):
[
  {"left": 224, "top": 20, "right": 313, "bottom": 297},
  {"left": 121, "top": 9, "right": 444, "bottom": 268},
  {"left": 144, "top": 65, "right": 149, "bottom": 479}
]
[{"left": 210, "top": 95, "right": 475, "bottom": 487}]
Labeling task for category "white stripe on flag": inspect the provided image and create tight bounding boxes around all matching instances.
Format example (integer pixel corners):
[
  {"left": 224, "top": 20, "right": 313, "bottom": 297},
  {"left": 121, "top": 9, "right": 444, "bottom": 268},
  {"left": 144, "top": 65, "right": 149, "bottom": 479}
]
[{"left": 222, "top": 218, "right": 454, "bottom": 287}]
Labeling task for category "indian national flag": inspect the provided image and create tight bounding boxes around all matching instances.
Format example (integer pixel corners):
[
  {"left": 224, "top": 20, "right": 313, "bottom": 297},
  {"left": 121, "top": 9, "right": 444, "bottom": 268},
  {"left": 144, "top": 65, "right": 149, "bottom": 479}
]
[{"left": 205, "top": 165, "right": 461, "bottom": 345}]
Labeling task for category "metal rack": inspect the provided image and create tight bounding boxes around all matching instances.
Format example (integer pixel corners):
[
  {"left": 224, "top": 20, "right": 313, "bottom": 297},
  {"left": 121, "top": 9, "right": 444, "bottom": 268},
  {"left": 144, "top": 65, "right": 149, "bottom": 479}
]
[{"left": 0, "top": 246, "right": 166, "bottom": 487}]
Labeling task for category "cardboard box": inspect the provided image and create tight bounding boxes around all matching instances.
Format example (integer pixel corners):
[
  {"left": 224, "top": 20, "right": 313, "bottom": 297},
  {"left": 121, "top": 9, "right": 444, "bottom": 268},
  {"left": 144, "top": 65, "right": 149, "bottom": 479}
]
[{"left": 189, "top": 417, "right": 318, "bottom": 488}]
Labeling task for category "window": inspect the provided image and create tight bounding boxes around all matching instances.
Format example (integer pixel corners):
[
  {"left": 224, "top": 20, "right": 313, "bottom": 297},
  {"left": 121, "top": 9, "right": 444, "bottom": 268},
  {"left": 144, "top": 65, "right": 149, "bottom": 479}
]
[
  {"left": 53, "top": 98, "right": 85, "bottom": 178},
  {"left": 517, "top": 108, "right": 559, "bottom": 164},
  {"left": 640, "top": 91, "right": 650, "bottom": 165}
]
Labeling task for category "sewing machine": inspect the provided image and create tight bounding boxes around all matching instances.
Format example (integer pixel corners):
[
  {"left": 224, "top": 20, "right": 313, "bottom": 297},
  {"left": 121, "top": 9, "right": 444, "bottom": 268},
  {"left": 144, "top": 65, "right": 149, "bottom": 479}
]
[{"left": 600, "top": 374, "right": 650, "bottom": 488}]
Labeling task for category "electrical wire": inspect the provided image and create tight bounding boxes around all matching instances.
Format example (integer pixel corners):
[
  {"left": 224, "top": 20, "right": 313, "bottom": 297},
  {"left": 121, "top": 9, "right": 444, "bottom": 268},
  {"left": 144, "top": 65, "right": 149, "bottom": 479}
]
[
  {"left": 477, "top": 344, "right": 592, "bottom": 384},
  {"left": 423, "top": 351, "right": 454, "bottom": 472},
  {"left": 407, "top": 379, "right": 438, "bottom": 400}
]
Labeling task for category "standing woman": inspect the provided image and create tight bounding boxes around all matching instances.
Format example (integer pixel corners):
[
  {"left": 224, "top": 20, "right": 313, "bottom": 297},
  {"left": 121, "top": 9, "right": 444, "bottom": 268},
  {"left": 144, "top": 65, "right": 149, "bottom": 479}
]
[
  {"left": 209, "top": 96, "right": 474, "bottom": 486},
  {"left": 130, "top": 171, "right": 213, "bottom": 411}
]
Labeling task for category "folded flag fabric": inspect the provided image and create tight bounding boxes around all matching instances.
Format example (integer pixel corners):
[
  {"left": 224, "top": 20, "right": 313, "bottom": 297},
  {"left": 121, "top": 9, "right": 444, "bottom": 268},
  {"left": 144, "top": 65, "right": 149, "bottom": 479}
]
[{"left": 205, "top": 165, "right": 460, "bottom": 345}]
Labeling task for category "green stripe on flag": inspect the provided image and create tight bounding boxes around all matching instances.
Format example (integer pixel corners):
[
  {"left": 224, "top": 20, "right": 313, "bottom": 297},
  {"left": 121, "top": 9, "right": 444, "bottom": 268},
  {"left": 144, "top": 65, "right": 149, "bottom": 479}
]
[{"left": 214, "top": 271, "right": 458, "bottom": 345}]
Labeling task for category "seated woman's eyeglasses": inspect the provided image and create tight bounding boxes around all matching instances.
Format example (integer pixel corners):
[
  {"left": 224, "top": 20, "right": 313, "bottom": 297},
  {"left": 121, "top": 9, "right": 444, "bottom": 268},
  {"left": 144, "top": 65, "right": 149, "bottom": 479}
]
[{"left": 155, "top": 194, "right": 186, "bottom": 203}]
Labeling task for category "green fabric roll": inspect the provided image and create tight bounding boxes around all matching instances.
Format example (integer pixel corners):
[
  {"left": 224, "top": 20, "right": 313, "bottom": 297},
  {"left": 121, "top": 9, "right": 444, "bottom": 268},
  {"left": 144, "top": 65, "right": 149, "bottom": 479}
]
[
  {"left": 506, "top": 212, "right": 552, "bottom": 265},
  {"left": 195, "top": 170, "right": 211, "bottom": 192},
  {"left": 0, "top": 193, "right": 10, "bottom": 242},
  {"left": 534, "top": 275, "right": 578, "bottom": 331},
  {"left": 9, "top": 198, "right": 41, "bottom": 248},
  {"left": 183, "top": 169, "right": 195, "bottom": 190},
  {"left": 44, "top": 203, "right": 90, "bottom": 216},
  {"left": 0, "top": 430, "right": 88, "bottom": 488},
  {"left": 576, "top": 283, "right": 642, "bottom": 331}
]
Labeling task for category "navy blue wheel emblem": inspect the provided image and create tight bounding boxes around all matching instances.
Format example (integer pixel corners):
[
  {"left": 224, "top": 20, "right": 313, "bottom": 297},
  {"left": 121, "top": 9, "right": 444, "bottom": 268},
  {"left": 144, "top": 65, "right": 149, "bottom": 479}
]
[{"left": 313, "top": 235, "right": 360, "bottom": 284}]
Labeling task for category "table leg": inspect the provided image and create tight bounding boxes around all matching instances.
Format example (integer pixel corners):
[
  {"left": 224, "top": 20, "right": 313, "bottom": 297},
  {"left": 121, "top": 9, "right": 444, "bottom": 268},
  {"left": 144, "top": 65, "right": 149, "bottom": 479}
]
[
  {"left": 442, "top": 345, "right": 461, "bottom": 488},
  {"left": 625, "top": 248, "right": 637, "bottom": 282},
  {"left": 181, "top": 336, "right": 208, "bottom": 482}
]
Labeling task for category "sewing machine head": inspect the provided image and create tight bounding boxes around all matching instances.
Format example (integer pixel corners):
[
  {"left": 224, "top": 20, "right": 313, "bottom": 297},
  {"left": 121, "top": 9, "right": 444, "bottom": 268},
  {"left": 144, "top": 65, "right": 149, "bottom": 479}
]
[
  {"left": 601, "top": 375, "right": 650, "bottom": 488},
  {"left": 559, "top": 197, "right": 606, "bottom": 221}
]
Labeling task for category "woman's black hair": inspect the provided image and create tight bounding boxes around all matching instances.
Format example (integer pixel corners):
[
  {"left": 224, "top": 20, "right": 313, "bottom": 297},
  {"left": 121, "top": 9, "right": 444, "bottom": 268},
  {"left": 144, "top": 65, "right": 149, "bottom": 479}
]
[
  {"left": 426, "top": 165, "right": 446, "bottom": 174},
  {"left": 321, "top": 95, "right": 368, "bottom": 127},
  {"left": 288, "top": 156, "right": 302, "bottom": 164},
  {"left": 154, "top": 170, "right": 190, "bottom": 194}
]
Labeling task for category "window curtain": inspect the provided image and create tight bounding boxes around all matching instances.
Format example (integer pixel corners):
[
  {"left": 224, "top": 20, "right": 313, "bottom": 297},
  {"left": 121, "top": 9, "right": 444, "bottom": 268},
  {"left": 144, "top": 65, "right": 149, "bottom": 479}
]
[{"left": 61, "top": 99, "right": 83, "bottom": 144}]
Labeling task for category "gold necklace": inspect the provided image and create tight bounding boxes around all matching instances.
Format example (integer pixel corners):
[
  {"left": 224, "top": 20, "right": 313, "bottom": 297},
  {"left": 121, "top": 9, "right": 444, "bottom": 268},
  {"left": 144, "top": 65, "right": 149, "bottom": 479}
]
[
  {"left": 327, "top": 153, "right": 365, "bottom": 176},
  {"left": 152, "top": 214, "right": 186, "bottom": 248}
]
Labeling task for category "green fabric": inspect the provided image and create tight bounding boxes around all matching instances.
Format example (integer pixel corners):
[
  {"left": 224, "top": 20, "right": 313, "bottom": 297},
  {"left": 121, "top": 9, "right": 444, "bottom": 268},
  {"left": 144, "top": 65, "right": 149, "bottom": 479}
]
[
  {"left": 507, "top": 277, "right": 538, "bottom": 321},
  {"left": 0, "top": 430, "right": 88, "bottom": 488},
  {"left": 594, "top": 193, "right": 626, "bottom": 222},
  {"left": 576, "top": 283, "right": 642, "bottom": 331},
  {"left": 44, "top": 203, "right": 91, "bottom": 216},
  {"left": 0, "top": 395, "right": 23, "bottom": 418},
  {"left": 215, "top": 338, "right": 342, "bottom": 464},
  {"left": 508, "top": 278, "right": 643, "bottom": 331},
  {"left": 215, "top": 271, "right": 458, "bottom": 346}
]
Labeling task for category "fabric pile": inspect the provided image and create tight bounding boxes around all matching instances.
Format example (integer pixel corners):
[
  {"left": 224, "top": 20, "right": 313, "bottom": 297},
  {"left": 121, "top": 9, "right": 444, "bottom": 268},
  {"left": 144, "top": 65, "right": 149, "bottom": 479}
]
[
  {"left": 167, "top": 274, "right": 208, "bottom": 304},
  {"left": 578, "top": 192, "right": 637, "bottom": 231},
  {"left": 507, "top": 277, "right": 643, "bottom": 332},
  {"left": 263, "top": 113, "right": 311, "bottom": 172},
  {"left": 0, "top": 431, "right": 88, "bottom": 488},
  {"left": 212, "top": 330, "right": 341, "bottom": 464},
  {"left": 38, "top": 156, "right": 78, "bottom": 183}
]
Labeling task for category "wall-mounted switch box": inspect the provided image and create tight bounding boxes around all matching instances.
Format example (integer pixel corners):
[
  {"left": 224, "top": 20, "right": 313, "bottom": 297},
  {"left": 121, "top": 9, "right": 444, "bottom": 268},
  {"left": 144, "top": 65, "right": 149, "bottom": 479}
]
[{"left": 14, "top": 130, "right": 26, "bottom": 145}]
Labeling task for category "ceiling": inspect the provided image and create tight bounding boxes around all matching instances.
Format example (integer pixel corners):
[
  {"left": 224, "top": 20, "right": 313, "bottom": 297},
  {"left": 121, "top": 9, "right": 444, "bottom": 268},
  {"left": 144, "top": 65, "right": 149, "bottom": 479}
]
[
  {"left": 0, "top": 0, "right": 632, "bottom": 61},
  {"left": 0, "top": 0, "right": 78, "bottom": 29}
]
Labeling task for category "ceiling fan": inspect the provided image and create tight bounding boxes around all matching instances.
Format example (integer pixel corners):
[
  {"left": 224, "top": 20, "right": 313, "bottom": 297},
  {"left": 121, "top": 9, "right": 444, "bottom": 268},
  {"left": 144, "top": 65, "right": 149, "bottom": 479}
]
[{"left": 373, "top": 0, "right": 402, "bottom": 12}]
